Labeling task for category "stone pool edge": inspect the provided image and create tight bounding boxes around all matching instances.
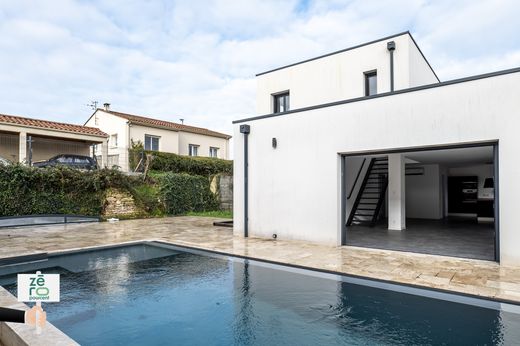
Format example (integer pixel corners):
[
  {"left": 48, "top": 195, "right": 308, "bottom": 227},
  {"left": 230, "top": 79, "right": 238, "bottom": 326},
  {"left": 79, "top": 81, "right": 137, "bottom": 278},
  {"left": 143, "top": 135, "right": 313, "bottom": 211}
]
[{"left": 0, "top": 287, "right": 78, "bottom": 346}]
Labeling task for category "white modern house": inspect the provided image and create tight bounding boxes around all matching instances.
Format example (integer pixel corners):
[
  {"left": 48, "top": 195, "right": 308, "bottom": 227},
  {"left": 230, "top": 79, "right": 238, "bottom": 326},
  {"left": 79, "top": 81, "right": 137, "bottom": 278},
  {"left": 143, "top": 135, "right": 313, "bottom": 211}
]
[
  {"left": 85, "top": 105, "right": 231, "bottom": 171},
  {"left": 233, "top": 31, "right": 520, "bottom": 265}
]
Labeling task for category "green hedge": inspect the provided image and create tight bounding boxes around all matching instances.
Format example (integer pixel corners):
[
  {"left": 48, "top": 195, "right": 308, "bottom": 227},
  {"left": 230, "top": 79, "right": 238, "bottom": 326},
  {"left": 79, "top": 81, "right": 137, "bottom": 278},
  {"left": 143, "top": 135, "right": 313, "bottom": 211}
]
[
  {"left": 129, "top": 146, "right": 232, "bottom": 176},
  {"left": 159, "top": 173, "right": 219, "bottom": 215},
  {"left": 0, "top": 165, "right": 132, "bottom": 216},
  {"left": 0, "top": 165, "right": 222, "bottom": 218}
]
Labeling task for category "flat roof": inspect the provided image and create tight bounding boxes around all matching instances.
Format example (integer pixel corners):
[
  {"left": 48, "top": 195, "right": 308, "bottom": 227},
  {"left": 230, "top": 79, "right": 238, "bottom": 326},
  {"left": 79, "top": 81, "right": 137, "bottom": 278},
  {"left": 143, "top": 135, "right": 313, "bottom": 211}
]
[
  {"left": 233, "top": 66, "right": 520, "bottom": 124},
  {"left": 255, "top": 31, "right": 439, "bottom": 82}
]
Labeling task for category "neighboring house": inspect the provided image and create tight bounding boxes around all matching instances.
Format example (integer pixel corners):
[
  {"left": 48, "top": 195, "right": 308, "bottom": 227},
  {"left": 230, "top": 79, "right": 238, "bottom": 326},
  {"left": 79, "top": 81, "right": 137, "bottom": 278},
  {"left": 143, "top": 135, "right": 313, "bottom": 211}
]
[
  {"left": 0, "top": 113, "right": 108, "bottom": 166},
  {"left": 233, "top": 31, "right": 520, "bottom": 266},
  {"left": 85, "top": 105, "right": 231, "bottom": 171}
]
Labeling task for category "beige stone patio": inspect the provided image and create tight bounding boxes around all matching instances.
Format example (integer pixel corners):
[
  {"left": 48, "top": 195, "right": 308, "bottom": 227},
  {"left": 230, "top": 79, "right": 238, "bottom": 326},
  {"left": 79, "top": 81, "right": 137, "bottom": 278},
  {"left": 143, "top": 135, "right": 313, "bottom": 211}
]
[{"left": 1, "top": 216, "right": 520, "bottom": 304}]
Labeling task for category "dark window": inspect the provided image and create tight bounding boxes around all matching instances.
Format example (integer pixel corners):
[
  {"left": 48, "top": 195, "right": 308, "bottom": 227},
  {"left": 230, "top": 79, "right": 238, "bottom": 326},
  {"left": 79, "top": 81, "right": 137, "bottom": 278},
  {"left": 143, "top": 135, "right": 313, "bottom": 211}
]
[
  {"left": 364, "top": 71, "right": 377, "bottom": 96},
  {"left": 145, "top": 135, "right": 160, "bottom": 151},
  {"left": 189, "top": 144, "right": 199, "bottom": 156},
  {"left": 209, "top": 147, "right": 218, "bottom": 158},
  {"left": 273, "top": 92, "right": 290, "bottom": 113},
  {"left": 57, "top": 156, "right": 73, "bottom": 163},
  {"left": 74, "top": 157, "right": 88, "bottom": 164}
]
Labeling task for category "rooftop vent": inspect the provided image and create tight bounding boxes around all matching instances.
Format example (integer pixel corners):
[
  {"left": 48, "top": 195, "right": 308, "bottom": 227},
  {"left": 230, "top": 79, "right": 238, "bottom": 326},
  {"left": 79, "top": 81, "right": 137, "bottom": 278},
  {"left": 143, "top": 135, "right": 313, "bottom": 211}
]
[{"left": 103, "top": 103, "right": 110, "bottom": 111}]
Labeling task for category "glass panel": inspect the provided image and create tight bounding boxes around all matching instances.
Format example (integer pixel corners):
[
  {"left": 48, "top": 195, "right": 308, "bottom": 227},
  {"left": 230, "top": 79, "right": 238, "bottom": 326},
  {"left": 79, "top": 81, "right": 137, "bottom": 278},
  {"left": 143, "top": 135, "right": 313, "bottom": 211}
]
[
  {"left": 144, "top": 136, "right": 151, "bottom": 151},
  {"left": 366, "top": 73, "right": 377, "bottom": 96},
  {"left": 274, "top": 93, "right": 290, "bottom": 113},
  {"left": 152, "top": 137, "right": 159, "bottom": 151}
]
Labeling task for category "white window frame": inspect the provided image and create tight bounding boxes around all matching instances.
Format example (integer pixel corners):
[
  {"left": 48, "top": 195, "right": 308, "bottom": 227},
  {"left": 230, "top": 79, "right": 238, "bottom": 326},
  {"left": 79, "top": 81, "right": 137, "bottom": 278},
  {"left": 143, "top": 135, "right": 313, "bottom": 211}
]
[
  {"left": 144, "top": 135, "right": 160, "bottom": 151},
  {"left": 189, "top": 144, "right": 199, "bottom": 157},
  {"left": 109, "top": 134, "right": 118, "bottom": 147},
  {"left": 209, "top": 147, "right": 219, "bottom": 158}
]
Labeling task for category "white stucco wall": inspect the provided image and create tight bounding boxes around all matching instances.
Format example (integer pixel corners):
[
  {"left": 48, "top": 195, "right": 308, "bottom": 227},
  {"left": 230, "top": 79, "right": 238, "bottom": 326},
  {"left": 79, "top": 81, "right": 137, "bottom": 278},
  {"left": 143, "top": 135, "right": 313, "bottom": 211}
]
[
  {"left": 255, "top": 33, "right": 437, "bottom": 115},
  {"left": 129, "top": 124, "right": 179, "bottom": 154},
  {"left": 85, "top": 110, "right": 130, "bottom": 170},
  {"left": 408, "top": 38, "right": 439, "bottom": 87},
  {"left": 178, "top": 132, "right": 229, "bottom": 159},
  {"left": 234, "top": 70, "right": 520, "bottom": 265}
]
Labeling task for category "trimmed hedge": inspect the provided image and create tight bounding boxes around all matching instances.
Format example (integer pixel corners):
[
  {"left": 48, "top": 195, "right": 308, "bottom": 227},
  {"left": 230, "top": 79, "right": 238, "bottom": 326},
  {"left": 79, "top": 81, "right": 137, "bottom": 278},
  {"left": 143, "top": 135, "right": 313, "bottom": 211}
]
[
  {"left": 159, "top": 173, "right": 219, "bottom": 215},
  {"left": 0, "top": 164, "right": 132, "bottom": 216},
  {"left": 129, "top": 146, "right": 232, "bottom": 176}
]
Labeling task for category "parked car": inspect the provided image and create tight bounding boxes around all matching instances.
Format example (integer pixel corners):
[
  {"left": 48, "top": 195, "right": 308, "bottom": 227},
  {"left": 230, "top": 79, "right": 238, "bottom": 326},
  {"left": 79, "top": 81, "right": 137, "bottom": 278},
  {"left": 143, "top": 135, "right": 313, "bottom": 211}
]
[
  {"left": 33, "top": 154, "right": 99, "bottom": 170},
  {"left": 0, "top": 156, "right": 11, "bottom": 166}
]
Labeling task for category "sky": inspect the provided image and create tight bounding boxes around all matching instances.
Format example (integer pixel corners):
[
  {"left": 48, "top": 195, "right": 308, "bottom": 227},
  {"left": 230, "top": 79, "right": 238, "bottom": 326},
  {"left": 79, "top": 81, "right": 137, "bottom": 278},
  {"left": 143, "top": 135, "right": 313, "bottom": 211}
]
[{"left": 0, "top": 0, "right": 519, "bottom": 137}]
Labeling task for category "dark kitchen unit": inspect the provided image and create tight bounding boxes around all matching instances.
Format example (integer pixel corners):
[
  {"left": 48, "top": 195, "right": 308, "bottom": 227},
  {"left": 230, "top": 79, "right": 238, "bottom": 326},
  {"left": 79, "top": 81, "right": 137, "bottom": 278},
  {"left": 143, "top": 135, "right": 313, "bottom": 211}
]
[{"left": 448, "top": 176, "right": 478, "bottom": 214}]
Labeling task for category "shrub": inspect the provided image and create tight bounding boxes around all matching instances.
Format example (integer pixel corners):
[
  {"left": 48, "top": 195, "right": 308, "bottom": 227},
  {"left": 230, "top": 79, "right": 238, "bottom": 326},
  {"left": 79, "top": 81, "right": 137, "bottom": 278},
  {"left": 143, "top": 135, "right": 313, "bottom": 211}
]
[
  {"left": 131, "top": 183, "right": 165, "bottom": 216},
  {"left": 159, "top": 173, "right": 219, "bottom": 215},
  {"left": 129, "top": 146, "right": 232, "bottom": 176},
  {"left": 0, "top": 164, "right": 132, "bottom": 216}
]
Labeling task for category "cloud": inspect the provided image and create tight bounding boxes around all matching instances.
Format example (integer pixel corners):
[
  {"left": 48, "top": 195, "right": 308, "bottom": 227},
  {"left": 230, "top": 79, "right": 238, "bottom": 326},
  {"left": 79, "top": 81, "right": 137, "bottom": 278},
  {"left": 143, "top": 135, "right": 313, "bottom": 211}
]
[{"left": 0, "top": 0, "right": 519, "bottom": 147}]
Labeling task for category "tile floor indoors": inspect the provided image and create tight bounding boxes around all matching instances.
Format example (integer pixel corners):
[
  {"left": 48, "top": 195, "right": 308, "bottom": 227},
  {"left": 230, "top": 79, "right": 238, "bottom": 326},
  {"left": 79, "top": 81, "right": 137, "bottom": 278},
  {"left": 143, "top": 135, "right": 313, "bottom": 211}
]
[
  {"left": 347, "top": 218, "right": 495, "bottom": 261},
  {"left": 0, "top": 217, "right": 519, "bottom": 304}
]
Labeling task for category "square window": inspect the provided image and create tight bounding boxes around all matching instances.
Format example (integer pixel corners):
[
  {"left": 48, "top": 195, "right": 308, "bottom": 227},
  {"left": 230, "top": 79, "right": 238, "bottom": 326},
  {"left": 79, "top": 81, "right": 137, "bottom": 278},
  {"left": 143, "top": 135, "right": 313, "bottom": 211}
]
[
  {"left": 110, "top": 134, "right": 118, "bottom": 147},
  {"left": 189, "top": 144, "right": 199, "bottom": 156},
  {"left": 145, "top": 135, "right": 160, "bottom": 151},
  {"left": 209, "top": 147, "right": 219, "bottom": 158}
]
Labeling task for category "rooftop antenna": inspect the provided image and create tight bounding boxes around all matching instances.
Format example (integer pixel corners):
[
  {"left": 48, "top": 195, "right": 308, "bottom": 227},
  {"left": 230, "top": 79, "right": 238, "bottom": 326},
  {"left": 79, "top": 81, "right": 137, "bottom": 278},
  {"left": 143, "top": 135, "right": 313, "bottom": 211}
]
[
  {"left": 86, "top": 100, "right": 98, "bottom": 110},
  {"left": 180, "top": 118, "right": 184, "bottom": 124}
]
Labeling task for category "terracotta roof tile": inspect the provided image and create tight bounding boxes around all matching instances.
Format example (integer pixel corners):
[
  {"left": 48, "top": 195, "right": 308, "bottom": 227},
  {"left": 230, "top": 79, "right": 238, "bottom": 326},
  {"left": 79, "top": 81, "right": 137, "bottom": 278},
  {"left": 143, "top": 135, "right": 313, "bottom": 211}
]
[
  {"left": 102, "top": 109, "right": 231, "bottom": 139},
  {"left": 0, "top": 113, "right": 108, "bottom": 137}
]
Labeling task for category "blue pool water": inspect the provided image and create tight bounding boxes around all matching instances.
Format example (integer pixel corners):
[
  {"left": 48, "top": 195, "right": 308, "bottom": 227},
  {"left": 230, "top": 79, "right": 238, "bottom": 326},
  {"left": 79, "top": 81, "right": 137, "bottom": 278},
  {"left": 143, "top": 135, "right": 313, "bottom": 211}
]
[{"left": 1, "top": 243, "right": 520, "bottom": 345}]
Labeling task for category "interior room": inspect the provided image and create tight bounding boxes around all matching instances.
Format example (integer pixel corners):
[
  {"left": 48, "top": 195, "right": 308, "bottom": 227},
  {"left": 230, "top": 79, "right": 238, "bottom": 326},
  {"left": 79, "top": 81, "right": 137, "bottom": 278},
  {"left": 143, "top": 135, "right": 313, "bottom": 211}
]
[{"left": 344, "top": 145, "right": 496, "bottom": 261}]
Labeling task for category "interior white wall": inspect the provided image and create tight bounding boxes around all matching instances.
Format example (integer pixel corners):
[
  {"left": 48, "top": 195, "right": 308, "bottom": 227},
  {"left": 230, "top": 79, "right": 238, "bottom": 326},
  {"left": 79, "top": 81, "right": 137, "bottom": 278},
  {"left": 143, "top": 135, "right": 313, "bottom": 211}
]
[
  {"left": 405, "top": 164, "right": 443, "bottom": 219},
  {"left": 234, "top": 70, "right": 520, "bottom": 265}
]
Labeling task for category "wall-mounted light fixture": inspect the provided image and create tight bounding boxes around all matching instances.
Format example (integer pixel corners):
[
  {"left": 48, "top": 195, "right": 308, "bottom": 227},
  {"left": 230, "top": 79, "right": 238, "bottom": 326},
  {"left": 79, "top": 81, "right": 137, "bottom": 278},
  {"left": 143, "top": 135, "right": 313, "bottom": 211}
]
[{"left": 272, "top": 137, "right": 277, "bottom": 149}]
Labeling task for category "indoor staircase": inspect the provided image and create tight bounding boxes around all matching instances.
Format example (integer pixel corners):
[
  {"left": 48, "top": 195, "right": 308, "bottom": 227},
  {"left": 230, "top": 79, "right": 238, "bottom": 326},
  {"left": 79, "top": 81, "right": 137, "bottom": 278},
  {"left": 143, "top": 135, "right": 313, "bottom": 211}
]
[{"left": 347, "top": 157, "right": 388, "bottom": 227}]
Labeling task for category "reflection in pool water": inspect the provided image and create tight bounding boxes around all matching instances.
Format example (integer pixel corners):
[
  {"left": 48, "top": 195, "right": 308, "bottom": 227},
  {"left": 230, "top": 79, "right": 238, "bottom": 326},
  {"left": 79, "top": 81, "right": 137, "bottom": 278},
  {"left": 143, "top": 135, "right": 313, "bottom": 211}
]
[{"left": 1, "top": 244, "right": 519, "bottom": 345}]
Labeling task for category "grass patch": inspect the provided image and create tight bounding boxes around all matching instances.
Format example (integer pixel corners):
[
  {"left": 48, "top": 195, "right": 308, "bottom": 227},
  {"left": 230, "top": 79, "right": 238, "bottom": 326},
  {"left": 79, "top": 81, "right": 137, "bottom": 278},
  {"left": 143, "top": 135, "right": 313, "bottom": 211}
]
[{"left": 186, "top": 210, "right": 233, "bottom": 219}]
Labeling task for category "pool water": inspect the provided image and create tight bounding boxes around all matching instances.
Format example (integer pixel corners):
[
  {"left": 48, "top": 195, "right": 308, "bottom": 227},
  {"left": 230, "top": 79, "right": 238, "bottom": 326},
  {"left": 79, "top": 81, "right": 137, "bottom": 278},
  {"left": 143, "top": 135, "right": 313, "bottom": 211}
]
[{"left": 1, "top": 243, "right": 520, "bottom": 345}]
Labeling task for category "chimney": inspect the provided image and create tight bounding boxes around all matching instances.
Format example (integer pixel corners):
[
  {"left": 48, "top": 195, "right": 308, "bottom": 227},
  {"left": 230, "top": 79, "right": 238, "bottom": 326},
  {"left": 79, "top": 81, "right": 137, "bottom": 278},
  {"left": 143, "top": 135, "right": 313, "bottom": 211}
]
[{"left": 103, "top": 103, "right": 110, "bottom": 111}]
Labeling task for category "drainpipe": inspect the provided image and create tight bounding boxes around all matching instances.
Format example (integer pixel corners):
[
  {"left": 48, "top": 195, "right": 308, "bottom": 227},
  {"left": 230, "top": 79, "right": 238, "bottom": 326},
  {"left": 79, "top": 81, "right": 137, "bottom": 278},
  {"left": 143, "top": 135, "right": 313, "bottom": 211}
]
[
  {"left": 240, "top": 124, "right": 251, "bottom": 237},
  {"left": 387, "top": 41, "right": 396, "bottom": 92}
]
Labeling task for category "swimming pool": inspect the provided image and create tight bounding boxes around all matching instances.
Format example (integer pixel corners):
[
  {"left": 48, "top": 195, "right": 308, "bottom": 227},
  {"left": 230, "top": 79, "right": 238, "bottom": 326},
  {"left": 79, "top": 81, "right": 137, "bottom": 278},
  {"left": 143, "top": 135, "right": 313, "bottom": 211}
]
[{"left": 1, "top": 242, "right": 519, "bottom": 345}]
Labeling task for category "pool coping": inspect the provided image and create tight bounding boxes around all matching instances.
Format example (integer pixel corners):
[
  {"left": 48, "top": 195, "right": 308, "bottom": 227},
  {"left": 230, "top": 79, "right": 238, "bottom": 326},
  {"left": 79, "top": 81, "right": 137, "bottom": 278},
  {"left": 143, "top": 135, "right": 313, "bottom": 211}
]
[
  {"left": 11, "top": 238, "right": 520, "bottom": 308},
  {"left": 0, "top": 287, "right": 79, "bottom": 346},
  {"left": 2, "top": 238, "right": 520, "bottom": 345}
]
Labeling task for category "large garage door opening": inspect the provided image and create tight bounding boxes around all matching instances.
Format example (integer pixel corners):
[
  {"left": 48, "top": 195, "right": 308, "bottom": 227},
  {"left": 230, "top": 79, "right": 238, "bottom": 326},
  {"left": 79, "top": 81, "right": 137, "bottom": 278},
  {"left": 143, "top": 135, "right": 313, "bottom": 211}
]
[{"left": 341, "top": 144, "right": 498, "bottom": 261}]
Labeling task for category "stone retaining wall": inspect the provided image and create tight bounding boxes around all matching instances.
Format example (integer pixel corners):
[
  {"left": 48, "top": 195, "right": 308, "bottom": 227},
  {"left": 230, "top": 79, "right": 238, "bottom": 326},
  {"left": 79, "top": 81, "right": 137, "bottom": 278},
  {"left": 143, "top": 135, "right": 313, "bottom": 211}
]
[
  {"left": 210, "top": 174, "right": 233, "bottom": 211},
  {"left": 103, "top": 188, "right": 141, "bottom": 218}
]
